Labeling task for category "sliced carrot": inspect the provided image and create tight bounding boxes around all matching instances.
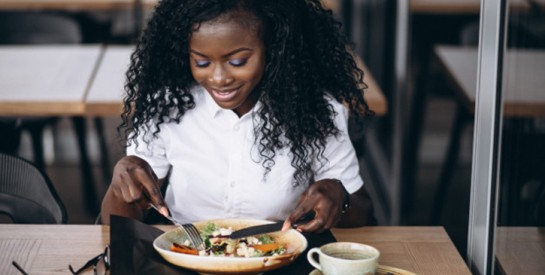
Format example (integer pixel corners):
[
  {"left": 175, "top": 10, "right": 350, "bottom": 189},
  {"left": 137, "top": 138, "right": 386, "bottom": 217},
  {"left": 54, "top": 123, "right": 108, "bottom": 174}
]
[
  {"left": 170, "top": 242, "right": 199, "bottom": 255},
  {"left": 250, "top": 243, "right": 280, "bottom": 253}
]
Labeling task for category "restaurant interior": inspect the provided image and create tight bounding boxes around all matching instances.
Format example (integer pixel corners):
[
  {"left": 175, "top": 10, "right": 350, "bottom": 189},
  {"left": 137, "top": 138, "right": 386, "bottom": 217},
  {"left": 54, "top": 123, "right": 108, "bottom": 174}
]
[{"left": 0, "top": 1, "right": 544, "bottom": 274}]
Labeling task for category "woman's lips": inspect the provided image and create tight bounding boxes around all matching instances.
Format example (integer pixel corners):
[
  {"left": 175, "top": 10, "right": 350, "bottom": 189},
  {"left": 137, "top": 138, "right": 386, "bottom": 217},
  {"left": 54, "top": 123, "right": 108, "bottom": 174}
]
[{"left": 209, "top": 87, "right": 241, "bottom": 102}]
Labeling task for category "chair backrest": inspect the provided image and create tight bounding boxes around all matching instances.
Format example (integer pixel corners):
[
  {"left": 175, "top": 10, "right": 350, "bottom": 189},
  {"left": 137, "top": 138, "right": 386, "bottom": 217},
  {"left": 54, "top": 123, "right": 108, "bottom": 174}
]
[
  {"left": 0, "top": 153, "right": 67, "bottom": 224},
  {"left": 0, "top": 12, "right": 82, "bottom": 44}
]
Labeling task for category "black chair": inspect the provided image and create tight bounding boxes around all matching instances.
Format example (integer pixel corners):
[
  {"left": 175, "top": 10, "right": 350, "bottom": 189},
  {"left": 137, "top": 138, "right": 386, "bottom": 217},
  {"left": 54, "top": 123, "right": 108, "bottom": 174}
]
[{"left": 0, "top": 152, "right": 67, "bottom": 224}]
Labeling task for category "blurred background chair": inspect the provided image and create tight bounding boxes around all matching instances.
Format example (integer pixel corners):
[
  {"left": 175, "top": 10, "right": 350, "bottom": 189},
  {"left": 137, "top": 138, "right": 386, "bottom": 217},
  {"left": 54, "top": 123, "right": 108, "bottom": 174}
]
[
  {"left": 0, "top": 152, "right": 67, "bottom": 224},
  {"left": 0, "top": 12, "right": 81, "bottom": 44}
]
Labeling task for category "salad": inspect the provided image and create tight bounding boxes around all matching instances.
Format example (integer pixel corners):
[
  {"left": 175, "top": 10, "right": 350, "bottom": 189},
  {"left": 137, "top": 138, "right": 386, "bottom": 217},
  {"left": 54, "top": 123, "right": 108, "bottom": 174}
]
[{"left": 170, "top": 223, "right": 286, "bottom": 257}]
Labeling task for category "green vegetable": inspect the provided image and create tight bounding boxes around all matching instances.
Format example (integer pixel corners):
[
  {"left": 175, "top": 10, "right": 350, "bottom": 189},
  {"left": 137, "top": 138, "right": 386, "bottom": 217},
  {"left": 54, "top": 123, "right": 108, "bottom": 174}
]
[
  {"left": 200, "top": 222, "right": 218, "bottom": 240},
  {"left": 257, "top": 234, "right": 274, "bottom": 244}
]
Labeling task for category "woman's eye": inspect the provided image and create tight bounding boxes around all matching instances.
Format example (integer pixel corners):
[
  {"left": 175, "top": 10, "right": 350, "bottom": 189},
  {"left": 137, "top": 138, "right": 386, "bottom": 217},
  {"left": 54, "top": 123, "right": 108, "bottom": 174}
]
[
  {"left": 229, "top": 58, "right": 247, "bottom": 67},
  {"left": 195, "top": 60, "right": 210, "bottom": 67}
]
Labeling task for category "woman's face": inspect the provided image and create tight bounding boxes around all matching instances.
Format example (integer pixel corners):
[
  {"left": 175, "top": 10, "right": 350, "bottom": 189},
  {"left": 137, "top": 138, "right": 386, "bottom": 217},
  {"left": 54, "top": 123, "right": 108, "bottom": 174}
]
[{"left": 189, "top": 14, "right": 266, "bottom": 117}]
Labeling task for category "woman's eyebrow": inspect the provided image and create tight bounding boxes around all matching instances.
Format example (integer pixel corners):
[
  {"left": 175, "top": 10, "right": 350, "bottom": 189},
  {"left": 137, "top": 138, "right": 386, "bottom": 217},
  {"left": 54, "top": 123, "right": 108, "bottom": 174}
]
[{"left": 190, "top": 47, "right": 253, "bottom": 58}]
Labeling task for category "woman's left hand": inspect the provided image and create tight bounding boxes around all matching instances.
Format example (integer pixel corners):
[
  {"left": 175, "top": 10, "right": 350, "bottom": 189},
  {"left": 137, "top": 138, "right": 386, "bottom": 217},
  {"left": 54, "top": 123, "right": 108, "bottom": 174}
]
[{"left": 283, "top": 179, "right": 346, "bottom": 233}]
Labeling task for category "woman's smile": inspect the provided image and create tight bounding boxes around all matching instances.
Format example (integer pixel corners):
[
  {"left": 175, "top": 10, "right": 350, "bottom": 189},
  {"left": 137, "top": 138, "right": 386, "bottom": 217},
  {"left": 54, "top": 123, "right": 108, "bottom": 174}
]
[{"left": 208, "top": 86, "right": 243, "bottom": 102}]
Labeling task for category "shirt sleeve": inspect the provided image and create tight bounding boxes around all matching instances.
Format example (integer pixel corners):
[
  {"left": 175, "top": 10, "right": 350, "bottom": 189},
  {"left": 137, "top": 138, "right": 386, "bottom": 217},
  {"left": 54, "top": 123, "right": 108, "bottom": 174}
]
[
  {"left": 313, "top": 97, "right": 364, "bottom": 194},
  {"left": 126, "top": 123, "right": 171, "bottom": 179}
]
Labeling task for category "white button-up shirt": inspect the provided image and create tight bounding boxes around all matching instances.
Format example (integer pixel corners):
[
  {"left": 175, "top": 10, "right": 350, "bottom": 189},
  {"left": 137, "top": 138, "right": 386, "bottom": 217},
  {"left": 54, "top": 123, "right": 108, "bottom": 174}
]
[{"left": 127, "top": 85, "right": 363, "bottom": 223}]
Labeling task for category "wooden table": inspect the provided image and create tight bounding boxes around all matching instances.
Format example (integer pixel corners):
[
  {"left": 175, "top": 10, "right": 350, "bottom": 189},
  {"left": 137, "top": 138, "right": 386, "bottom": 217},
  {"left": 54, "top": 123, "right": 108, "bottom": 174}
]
[
  {"left": 411, "top": 0, "right": 545, "bottom": 14},
  {"left": 333, "top": 226, "right": 470, "bottom": 274},
  {"left": 495, "top": 227, "right": 545, "bottom": 275},
  {"left": 86, "top": 45, "right": 388, "bottom": 116},
  {"left": 0, "top": 0, "right": 336, "bottom": 12},
  {"left": 0, "top": 224, "right": 470, "bottom": 275},
  {"left": 0, "top": 0, "right": 159, "bottom": 11},
  {"left": 85, "top": 45, "right": 128, "bottom": 116},
  {"left": 0, "top": 45, "right": 102, "bottom": 116},
  {"left": 435, "top": 45, "right": 545, "bottom": 117}
]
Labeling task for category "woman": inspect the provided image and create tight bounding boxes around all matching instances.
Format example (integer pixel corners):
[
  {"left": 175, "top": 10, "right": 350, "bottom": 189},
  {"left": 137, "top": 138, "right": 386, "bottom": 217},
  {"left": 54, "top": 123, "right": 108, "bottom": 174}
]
[{"left": 101, "top": 0, "right": 375, "bottom": 233}]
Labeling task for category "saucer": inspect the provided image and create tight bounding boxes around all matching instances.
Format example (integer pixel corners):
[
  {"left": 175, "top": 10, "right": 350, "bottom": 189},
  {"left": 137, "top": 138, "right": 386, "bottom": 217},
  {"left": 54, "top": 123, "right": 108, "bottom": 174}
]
[{"left": 309, "top": 265, "right": 417, "bottom": 275}]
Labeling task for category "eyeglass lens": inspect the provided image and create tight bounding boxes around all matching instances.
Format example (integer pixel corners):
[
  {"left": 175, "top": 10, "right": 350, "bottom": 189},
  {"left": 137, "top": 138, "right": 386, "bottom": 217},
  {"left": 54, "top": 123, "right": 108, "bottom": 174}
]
[{"left": 69, "top": 245, "right": 110, "bottom": 275}]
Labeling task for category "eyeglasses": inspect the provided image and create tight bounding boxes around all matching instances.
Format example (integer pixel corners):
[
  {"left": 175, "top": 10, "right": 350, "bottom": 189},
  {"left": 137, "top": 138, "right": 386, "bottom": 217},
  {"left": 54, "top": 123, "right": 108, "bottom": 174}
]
[{"left": 69, "top": 245, "right": 110, "bottom": 275}]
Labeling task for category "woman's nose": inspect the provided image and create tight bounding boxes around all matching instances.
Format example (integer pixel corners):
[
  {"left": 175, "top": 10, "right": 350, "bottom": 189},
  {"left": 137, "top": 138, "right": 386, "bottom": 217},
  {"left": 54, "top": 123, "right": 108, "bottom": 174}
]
[{"left": 209, "top": 64, "right": 234, "bottom": 86}]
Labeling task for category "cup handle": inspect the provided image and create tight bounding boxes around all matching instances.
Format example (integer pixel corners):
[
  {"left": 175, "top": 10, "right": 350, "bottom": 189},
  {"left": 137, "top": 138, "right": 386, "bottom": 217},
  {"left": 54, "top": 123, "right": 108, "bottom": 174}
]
[{"left": 306, "top": 247, "right": 322, "bottom": 271}]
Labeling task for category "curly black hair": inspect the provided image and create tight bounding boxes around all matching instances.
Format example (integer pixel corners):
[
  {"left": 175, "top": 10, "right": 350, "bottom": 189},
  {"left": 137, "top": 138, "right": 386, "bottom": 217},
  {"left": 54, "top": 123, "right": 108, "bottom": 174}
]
[{"left": 121, "top": 0, "right": 373, "bottom": 186}]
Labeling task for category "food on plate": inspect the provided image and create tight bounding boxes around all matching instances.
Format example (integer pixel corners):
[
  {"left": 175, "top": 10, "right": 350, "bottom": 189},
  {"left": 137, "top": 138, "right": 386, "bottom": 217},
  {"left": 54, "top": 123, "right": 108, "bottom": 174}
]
[
  {"left": 170, "top": 222, "right": 286, "bottom": 257},
  {"left": 170, "top": 242, "right": 199, "bottom": 255}
]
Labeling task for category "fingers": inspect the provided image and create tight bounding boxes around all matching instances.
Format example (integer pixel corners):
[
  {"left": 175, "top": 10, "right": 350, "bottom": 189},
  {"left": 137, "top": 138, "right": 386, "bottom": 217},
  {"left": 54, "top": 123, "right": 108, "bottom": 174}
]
[
  {"left": 157, "top": 205, "right": 170, "bottom": 217},
  {"left": 288, "top": 179, "right": 345, "bottom": 233},
  {"left": 131, "top": 164, "right": 163, "bottom": 205},
  {"left": 282, "top": 207, "right": 315, "bottom": 231},
  {"left": 281, "top": 220, "right": 292, "bottom": 231},
  {"left": 292, "top": 204, "right": 338, "bottom": 233},
  {"left": 287, "top": 203, "right": 334, "bottom": 233},
  {"left": 110, "top": 156, "right": 165, "bottom": 211}
]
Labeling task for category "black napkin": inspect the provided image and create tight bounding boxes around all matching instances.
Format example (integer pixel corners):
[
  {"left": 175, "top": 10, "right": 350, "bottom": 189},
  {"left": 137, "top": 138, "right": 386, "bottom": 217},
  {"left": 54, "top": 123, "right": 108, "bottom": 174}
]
[
  {"left": 267, "top": 230, "right": 336, "bottom": 275},
  {"left": 110, "top": 215, "right": 336, "bottom": 275},
  {"left": 110, "top": 215, "right": 193, "bottom": 274}
]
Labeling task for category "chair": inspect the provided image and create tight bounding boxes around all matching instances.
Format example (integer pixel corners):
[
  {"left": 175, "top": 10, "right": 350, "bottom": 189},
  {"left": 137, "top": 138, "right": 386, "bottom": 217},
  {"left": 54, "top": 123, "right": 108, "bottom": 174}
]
[
  {"left": 0, "top": 152, "right": 67, "bottom": 224},
  {"left": 0, "top": 12, "right": 82, "bottom": 44}
]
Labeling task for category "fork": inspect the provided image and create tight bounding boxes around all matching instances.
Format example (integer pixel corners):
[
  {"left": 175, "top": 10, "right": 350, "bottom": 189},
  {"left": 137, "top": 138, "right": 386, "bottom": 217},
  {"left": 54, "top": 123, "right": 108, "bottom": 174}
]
[{"left": 149, "top": 203, "right": 204, "bottom": 251}]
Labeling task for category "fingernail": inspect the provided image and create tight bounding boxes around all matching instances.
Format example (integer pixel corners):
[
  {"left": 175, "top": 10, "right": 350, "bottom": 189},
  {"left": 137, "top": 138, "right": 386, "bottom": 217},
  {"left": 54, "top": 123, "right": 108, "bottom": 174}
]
[
  {"left": 281, "top": 221, "right": 291, "bottom": 231},
  {"left": 160, "top": 206, "right": 169, "bottom": 217}
]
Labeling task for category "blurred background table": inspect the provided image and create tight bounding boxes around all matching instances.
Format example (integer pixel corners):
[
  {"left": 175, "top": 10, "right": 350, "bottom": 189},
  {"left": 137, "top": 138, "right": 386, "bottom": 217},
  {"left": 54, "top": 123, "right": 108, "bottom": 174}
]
[
  {"left": 0, "top": 0, "right": 339, "bottom": 12},
  {"left": 0, "top": 0, "right": 158, "bottom": 39},
  {"left": 84, "top": 45, "right": 127, "bottom": 116},
  {"left": 0, "top": 0, "right": 156, "bottom": 10},
  {"left": 495, "top": 227, "right": 545, "bottom": 275},
  {"left": 0, "top": 45, "right": 101, "bottom": 116},
  {"left": 411, "top": 0, "right": 545, "bottom": 14},
  {"left": 0, "top": 224, "right": 470, "bottom": 275},
  {"left": 435, "top": 45, "right": 545, "bottom": 117}
]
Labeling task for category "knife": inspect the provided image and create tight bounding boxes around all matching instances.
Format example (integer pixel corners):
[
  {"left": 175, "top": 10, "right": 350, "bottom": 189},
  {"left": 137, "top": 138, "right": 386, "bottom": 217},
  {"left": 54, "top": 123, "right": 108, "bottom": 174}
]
[{"left": 229, "top": 211, "right": 315, "bottom": 239}]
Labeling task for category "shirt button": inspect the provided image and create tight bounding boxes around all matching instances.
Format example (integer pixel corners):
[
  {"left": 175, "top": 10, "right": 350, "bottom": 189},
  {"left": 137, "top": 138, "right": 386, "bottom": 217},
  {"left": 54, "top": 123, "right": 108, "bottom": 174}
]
[
  {"left": 230, "top": 181, "right": 235, "bottom": 187},
  {"left": 233, "top": 125, "right": 240, "bottom": 131}
]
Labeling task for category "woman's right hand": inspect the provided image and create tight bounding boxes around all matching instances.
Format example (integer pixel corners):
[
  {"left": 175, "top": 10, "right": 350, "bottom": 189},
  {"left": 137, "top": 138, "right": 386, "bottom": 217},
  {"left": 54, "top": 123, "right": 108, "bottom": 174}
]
[{"left": 100, "top": 156, "right": 168, "bottom": 223}]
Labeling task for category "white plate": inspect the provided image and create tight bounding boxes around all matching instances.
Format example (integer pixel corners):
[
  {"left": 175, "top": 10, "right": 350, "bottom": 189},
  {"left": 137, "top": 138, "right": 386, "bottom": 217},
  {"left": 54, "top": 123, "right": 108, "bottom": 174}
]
[
  {"left": 309, "top": 265, "right": 417, "bottom": 275},
  {"left": 153, "top": 218, "right": 308, "bottom": 275}
]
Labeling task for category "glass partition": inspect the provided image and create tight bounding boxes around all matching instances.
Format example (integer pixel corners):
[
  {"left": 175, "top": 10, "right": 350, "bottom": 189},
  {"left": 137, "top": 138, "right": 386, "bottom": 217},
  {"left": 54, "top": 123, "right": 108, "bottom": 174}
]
[{"left": 494, "top": 0, "right": 545, "bottom": 274}]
